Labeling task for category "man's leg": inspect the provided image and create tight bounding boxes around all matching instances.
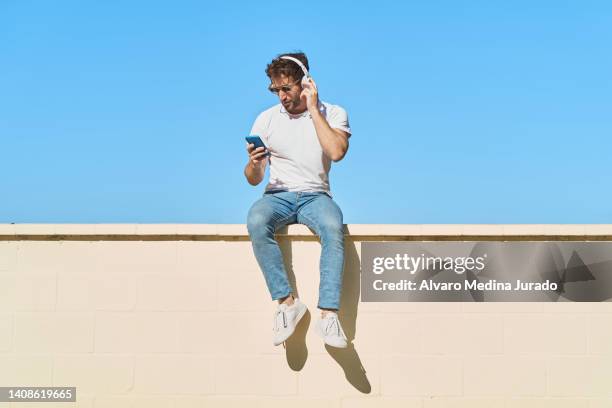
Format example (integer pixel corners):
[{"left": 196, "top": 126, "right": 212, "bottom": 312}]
[
  {"left": 296, "top": 192, "right": 345, "bottom": 315},
  {"left": 247, "top": 192, "right": 297, "bottom": 305}
]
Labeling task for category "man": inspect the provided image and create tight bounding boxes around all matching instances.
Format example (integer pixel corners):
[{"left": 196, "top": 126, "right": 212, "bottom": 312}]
[{"left": 245, "top": 52, "right": 351, "bottom": 348}]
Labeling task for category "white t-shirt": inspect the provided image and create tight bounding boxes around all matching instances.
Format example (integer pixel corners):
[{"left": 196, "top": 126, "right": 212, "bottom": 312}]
[{"left": 249, "top": 101, "right": 351, "bottom": 195}]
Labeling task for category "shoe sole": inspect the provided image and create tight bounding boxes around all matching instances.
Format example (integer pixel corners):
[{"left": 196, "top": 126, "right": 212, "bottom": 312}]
[
  {"left": 324, "top": 339, "right": 348, "bottom": 348},
  {"left": 273, "top": 303, "right": 308, "bottom": 346}
]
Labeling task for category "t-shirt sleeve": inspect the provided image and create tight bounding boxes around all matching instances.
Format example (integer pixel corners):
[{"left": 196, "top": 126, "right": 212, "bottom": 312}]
[
  {"left": 249, "top": 111, "right": 269, "bottom": 143},
  {"left": 327, "top": 105, "right": 351, "bottom": 137}
]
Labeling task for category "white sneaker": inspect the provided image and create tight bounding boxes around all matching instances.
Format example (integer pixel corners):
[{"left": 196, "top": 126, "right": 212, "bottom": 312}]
[
  {"left": 272, "top": 298, "right": 308, "bottom": 346},
  {"left": 316, "top": 311, "right": 348, "bottom": 348}
]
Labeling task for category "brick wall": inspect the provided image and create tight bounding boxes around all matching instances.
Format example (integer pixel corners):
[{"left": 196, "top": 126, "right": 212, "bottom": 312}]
[{"left": 1, "top": 224, "right": 611, "bottom": 407}]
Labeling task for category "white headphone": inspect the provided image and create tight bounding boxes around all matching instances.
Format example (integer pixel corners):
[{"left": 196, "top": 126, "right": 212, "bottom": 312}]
[{"left": 279, "top": 55, "right": 311, "bottom": 85}]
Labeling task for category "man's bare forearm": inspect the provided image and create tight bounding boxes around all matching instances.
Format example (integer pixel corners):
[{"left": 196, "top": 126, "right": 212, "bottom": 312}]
[
  {"left": 310, "top": 109, "right": 349, "bottom": 162},
  {"left": 244, "top": 161, "right": 265, "bottom": 185}
]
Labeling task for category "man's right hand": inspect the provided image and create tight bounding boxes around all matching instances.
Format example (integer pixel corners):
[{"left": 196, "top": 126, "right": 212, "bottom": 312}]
[
  {"left": 244, "top": 143, "right": 268, "bottom": 186},
  {"left": 246, "top": 143, "right": 269, "bottom": 168}
]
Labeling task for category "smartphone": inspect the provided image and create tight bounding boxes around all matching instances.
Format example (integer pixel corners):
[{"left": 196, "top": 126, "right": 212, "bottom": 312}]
[{"left": 245, "top": 136, "right": 270, "bottom": 157}]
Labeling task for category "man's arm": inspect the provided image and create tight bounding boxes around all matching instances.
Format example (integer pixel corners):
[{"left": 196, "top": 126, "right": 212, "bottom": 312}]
[
  {"left": 310, "top": 109, "right": 350, "bottom": 162},
  {"left": 302, "top": 78, "right": 350, "bottom": 162},
  {"left": 244, "top": 143, "right": 268, "bottom": 185}
]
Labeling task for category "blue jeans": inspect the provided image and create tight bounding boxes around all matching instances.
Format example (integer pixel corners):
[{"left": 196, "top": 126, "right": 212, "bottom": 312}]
[{"left": 247, "top": 191, "right": 345, "bottom": 310}]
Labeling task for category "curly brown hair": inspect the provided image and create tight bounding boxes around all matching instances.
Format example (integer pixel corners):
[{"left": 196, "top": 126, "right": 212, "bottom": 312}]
[{"left": 265, "top": 52, "right": 309, "bottom": 81}]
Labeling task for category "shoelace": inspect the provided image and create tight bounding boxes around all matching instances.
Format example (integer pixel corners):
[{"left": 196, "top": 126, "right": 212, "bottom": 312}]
[
  {"left": 273, "top": 309, "right": 287, "bottom": 332},
  {"left": 325, "top": 315, "right": 343, "bottom": 337}
]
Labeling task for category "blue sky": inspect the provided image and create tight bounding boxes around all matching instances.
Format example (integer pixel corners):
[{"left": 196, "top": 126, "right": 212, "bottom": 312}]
[{"left": 1, "top": 1, "right": 611, "bottom": 223}]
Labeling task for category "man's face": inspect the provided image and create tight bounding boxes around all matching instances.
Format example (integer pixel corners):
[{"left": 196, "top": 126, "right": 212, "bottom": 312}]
[{"left": 269, "top": 74, "right": 304, "bottom": 113}]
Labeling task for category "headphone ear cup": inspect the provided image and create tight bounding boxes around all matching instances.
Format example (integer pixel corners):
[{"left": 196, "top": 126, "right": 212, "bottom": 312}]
[{"left": 301, "top": 76, "right": 310, "bottom": 86}]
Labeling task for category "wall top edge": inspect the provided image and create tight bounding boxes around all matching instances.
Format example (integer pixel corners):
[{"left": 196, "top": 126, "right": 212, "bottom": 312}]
[{"left": 0, "top": 224, "right": 612, "bottom": 237}]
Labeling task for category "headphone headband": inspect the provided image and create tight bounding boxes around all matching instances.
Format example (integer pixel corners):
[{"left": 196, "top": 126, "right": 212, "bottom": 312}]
[{"left": 279, "top": 55, "right": 310, "bottom": 78}]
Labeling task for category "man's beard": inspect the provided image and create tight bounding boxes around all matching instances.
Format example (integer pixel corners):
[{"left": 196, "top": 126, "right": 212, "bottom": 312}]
[{"left": 283, "top": 97, "right": 301, "bottom": 112}]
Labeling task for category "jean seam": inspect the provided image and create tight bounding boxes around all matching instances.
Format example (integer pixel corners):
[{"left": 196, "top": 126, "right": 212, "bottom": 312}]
[
  {"left": 271, "top": 213, "right": 297, "bottom": 232},
  {"left": 298, "top": 212, "right": 319, "bottom": 235}
]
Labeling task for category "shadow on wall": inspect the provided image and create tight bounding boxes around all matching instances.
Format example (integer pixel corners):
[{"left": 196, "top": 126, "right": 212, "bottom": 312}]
[{"left": 276, "top": 225, "right": 371, "bottom": 394}]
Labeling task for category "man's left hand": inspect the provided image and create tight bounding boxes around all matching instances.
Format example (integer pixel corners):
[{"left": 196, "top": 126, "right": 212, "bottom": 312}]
[{"left": 300, "top": 77, "right": 319, "bottom": 111}]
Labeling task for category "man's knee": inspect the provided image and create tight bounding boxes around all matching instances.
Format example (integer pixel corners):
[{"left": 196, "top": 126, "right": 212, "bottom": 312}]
[
  {"left": 247, "top": 205, "right": 273, "bottom": 238},
  {"left": 317, "top": 216, "right": 344, "bottom": 241}
]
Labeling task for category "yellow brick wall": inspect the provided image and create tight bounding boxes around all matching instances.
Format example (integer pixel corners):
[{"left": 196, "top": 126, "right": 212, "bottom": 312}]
[{"left": 1, "top": 225, "right": 612, "bottom": 407}]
